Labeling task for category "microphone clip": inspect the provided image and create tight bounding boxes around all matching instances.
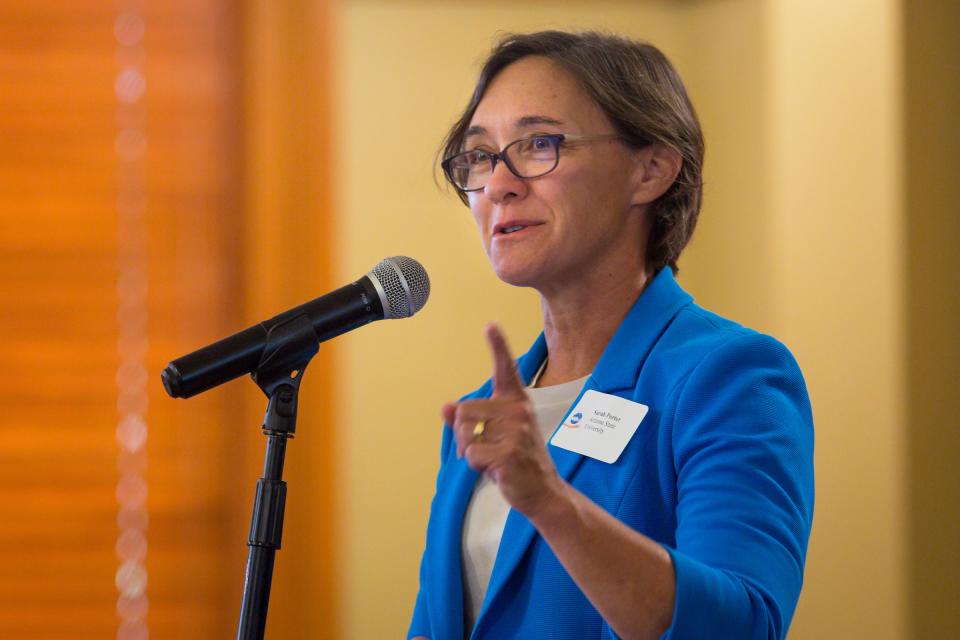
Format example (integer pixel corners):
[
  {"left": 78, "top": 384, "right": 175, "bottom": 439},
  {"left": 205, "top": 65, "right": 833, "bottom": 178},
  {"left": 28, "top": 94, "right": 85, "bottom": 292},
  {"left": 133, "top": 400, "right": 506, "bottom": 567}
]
[{"left": 251, "top": 312, "right": 320, "bottom": 437}]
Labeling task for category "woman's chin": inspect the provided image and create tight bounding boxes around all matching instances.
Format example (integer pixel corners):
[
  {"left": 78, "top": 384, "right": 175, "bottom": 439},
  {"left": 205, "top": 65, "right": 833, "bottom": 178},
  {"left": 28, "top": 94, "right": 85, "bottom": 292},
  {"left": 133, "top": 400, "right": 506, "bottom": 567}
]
[{"left": 491, "top": 262, "right": 542, "bottom": 289}]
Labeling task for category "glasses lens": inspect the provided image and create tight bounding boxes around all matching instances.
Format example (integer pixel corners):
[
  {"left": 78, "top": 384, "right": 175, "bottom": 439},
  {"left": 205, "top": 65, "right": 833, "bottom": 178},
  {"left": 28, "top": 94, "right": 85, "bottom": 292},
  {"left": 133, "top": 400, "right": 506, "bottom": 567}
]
[
  {"left": 504, "top": 136, "right": 559, "bottom": 178},
  {"left": 446, "top": 136, "right": 561, "bottom": 192},
  {"left": 447, "top": 150, "right": 491, "bottom": 191}
]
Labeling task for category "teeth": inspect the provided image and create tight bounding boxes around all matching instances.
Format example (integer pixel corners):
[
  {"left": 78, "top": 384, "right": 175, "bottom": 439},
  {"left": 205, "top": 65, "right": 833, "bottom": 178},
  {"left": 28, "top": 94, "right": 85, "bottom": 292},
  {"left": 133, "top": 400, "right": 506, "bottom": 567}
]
[{"left": 502, "top": 225, "right": 525, "bottom": 234}]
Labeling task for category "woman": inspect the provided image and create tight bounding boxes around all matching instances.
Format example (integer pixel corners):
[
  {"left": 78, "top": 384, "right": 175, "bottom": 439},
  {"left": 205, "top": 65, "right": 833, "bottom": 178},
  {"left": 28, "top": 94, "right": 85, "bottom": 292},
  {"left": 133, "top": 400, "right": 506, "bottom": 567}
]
[{"left": 409, "top": 31, "right": 814, "bottom": 640}]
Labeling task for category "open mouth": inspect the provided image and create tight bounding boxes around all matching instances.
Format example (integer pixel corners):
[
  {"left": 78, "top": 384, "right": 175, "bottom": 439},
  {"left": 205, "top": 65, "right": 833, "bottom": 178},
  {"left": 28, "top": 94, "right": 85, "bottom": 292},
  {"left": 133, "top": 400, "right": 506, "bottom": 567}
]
[{"left": 494, "top": 221, "right": 543, "bottom": 236}]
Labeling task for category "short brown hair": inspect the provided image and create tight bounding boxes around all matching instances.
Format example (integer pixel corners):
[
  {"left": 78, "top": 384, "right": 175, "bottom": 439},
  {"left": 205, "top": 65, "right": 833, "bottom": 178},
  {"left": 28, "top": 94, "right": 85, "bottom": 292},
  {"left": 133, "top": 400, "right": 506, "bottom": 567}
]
[{"left": 439, "top": 31, "right": 704, "bottom": 274}]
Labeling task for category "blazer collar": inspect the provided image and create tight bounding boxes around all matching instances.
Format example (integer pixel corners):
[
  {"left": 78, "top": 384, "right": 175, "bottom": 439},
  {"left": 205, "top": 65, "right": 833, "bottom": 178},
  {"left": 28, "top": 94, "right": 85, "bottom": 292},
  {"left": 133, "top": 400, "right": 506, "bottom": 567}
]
[
  {"left": 472, "top": 269, "right": 692, "bottom": 635},
  {"left": 589, "top": 267, "right": 693, "bottom": 393}
]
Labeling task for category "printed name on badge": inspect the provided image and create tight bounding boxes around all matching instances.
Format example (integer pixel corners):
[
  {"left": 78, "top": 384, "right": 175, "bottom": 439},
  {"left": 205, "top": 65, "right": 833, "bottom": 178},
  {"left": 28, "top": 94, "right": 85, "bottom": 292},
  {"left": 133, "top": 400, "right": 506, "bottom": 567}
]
[{"left": 549, "top": 390, "right": 648, "bottom": 463}]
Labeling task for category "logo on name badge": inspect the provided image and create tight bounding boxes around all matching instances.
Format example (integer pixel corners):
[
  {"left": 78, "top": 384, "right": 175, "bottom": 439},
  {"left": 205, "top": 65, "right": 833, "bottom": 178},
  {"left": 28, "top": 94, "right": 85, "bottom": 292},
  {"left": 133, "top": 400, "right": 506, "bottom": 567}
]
[{"left": 566, "top": 412, "right": 583, "bottom": 428}]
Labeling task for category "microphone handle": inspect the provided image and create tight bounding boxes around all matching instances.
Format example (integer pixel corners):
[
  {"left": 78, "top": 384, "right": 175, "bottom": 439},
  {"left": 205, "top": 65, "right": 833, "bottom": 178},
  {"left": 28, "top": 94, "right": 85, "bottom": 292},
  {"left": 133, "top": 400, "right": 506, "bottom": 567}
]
[{"left": 162, "top": 277, "right": 384, "bottom": 399}]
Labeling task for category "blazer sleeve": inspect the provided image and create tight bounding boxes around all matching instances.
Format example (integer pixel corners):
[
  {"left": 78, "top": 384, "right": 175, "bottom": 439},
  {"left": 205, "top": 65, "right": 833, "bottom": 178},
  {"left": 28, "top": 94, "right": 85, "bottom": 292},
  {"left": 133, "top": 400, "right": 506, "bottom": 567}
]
[{"left": 659, "top": 332, "right": 815, "bottom": 640}]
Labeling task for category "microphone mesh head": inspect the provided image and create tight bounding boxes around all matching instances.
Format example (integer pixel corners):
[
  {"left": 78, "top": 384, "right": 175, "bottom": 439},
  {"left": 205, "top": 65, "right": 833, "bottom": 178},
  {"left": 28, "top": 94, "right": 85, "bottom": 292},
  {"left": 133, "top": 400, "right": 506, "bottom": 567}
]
[{"left": 368, "top": 256, "right": 430, "bottom": 319}]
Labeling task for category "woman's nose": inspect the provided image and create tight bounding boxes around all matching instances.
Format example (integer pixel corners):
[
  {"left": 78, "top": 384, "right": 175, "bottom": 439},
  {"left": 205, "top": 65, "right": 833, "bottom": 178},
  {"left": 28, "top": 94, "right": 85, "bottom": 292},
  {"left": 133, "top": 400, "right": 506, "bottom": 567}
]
[{"left": 483, "top": 157, "right": 527, "bottom": 204}]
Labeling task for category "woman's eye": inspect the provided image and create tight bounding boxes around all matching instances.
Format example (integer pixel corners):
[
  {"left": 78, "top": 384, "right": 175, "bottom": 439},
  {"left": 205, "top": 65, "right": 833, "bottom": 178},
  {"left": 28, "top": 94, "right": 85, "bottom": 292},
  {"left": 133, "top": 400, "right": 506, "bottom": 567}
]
[
  {"left": 513, "top": 137, "right": 554, "bottom": 156},
  {"left": 467, "top": 150, "right": 490, "bottom": 165},
  {"left": 531, "top": 137, "right": 551, "bottom": 150}
]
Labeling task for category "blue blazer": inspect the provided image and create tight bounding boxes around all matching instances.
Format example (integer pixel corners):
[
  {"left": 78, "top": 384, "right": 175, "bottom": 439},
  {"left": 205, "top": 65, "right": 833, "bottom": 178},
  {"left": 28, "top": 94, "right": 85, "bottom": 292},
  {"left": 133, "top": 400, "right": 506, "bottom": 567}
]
[{"left": 408, "top": 269, "right": 815, "bottom": 639}]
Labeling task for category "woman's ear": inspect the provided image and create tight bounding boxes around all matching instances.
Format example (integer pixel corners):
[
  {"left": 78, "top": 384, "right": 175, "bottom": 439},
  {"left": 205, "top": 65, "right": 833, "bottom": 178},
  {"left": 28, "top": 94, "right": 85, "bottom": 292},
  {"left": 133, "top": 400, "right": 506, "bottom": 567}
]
[{"left": 630, "top": 143, "right": 682, "bottom": 207}]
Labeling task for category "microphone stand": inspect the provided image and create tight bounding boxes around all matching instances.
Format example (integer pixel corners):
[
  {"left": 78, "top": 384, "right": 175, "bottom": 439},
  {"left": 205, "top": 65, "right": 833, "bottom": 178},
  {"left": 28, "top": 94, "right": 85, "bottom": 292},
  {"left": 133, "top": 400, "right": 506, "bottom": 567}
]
[{"left": 237, "top": 313, "right": 320, "bottom": 640}]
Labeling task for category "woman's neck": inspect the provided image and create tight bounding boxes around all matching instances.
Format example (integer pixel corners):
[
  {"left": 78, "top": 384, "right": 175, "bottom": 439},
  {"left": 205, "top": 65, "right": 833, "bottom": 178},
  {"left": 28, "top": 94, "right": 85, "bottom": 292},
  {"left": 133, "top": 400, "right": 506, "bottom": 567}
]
[{"left": 536, "top": 263, "right": 651, "bottom": 387}]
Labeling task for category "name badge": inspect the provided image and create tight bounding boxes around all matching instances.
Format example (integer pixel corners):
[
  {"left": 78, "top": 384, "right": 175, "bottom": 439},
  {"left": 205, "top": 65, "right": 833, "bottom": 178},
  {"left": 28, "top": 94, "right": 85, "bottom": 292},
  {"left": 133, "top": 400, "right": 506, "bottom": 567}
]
[{"left": 549, "top": 390, "right": 648, "bottom": 464}]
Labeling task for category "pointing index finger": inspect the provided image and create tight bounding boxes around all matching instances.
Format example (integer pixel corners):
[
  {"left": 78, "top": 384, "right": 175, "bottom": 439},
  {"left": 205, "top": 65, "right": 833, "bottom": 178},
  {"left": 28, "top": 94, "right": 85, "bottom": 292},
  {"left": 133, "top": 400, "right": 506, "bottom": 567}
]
[{"left": 486, "top": 323, "right": 525, "bottom": 397}]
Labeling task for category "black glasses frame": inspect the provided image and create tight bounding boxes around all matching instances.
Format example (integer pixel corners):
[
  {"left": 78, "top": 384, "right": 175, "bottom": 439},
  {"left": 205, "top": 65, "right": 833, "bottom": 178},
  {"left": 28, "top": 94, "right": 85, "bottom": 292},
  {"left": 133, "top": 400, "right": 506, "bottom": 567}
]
[{"left": 442, "top": 133, "right": 621, "bottom": 193}]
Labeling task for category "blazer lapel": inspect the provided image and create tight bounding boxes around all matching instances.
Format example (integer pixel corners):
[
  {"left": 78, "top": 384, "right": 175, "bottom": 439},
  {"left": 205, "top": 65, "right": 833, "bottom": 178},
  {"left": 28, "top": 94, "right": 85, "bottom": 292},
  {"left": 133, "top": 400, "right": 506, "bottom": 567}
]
[{"left": 428, "top": 454, "right": 479, "bottom": 640}]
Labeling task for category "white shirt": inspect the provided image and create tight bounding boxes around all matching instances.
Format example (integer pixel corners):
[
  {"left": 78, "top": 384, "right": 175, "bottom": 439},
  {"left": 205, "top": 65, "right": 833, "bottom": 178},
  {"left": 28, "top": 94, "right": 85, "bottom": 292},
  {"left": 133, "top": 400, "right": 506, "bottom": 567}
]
[{"left": 460, "top": 374, "right": 589, "bottom": 630}]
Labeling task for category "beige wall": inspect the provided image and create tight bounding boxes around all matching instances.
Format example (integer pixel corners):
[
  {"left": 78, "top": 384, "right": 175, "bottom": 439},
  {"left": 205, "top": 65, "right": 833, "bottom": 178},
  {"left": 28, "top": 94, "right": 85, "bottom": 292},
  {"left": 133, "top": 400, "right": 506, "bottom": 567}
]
[
  {"left": 765, "top": 1, "right": 906, "bottom": 638},
  {"left": 327, "top": 1, "right": 956, "bottom": 638}
]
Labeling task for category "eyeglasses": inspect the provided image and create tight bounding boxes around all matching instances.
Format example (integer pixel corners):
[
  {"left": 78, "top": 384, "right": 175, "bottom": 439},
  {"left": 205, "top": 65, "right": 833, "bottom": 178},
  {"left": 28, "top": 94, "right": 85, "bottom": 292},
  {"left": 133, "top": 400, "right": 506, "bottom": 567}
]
[{"left": 442, "top": 133, "right": 622, "bottom": 192}]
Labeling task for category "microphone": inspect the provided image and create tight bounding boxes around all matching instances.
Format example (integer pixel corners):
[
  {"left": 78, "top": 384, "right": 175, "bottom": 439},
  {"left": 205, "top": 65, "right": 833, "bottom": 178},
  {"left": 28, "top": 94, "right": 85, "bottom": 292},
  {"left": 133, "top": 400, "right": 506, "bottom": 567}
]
[{"left": 161, "top": 256, "right": 430, "bottom": 399}]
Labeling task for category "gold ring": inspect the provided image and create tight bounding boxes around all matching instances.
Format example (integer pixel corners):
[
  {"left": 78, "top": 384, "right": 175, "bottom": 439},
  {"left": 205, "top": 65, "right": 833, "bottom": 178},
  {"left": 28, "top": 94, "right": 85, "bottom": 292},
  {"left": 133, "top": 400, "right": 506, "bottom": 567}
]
[{"left": 472, "top": 420, "right": 486, "bottom": 440}]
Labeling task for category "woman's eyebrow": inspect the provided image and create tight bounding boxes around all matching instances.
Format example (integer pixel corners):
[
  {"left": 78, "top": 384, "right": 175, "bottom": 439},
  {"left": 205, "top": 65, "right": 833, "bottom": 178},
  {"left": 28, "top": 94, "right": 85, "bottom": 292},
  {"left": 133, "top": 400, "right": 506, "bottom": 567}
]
[
  {"left": 465, "top": 124, "right": 487, "bottom": 139},
  {"left": 464, "top": 115, "right": 565, "bottom": 140},
  {"left": 516, "top": 115, "right": 563, "bottom": 128}
]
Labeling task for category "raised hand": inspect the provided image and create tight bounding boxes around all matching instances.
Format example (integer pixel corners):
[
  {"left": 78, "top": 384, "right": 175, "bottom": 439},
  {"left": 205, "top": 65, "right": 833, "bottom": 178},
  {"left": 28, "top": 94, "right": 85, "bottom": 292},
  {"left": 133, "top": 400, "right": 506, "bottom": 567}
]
[{"left": 444, "top": 324, "right": 563, "bottom": 517}]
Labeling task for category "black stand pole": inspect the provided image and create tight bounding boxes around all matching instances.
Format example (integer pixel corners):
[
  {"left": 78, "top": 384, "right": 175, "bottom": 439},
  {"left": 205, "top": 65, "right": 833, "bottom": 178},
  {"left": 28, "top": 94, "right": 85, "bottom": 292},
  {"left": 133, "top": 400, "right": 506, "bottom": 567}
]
[{"left": 237, "top": 314, "right": 320, "bottom": 640}]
